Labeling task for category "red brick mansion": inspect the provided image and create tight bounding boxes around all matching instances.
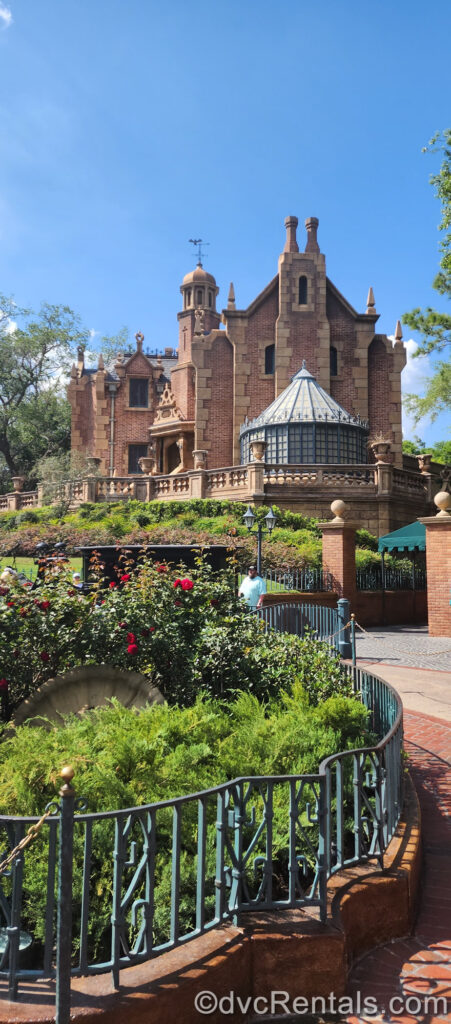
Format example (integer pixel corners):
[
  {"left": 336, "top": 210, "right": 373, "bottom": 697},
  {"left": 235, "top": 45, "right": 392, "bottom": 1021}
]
[{"left": 66, "top": 215, "right": 444, "bottom": 534}]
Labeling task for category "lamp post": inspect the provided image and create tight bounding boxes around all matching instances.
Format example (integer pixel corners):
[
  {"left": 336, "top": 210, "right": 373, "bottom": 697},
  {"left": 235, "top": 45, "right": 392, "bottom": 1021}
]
[{"left": 243, "top": 505, "right": 277, "bottom": 575}]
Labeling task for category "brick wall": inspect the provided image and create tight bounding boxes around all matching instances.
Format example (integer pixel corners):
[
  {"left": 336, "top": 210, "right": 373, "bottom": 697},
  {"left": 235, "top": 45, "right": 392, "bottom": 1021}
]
[
  {"left": 423, "top": 519, "right": 451, "bottom": 636},
  {"left": 327, "top": 290, "right": 361, "bottom": 414},
  {"left": 320, "top": 524, "right": 357, "bottom": 602}
]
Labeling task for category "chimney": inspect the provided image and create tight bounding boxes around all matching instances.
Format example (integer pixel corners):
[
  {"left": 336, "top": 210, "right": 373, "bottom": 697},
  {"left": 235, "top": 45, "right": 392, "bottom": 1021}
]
[
  {"left": 284, "top": 216, "right": 299, "bottom": 253},
  {"left": 304, "top": 217, "right": 319, "bottom": 253}
]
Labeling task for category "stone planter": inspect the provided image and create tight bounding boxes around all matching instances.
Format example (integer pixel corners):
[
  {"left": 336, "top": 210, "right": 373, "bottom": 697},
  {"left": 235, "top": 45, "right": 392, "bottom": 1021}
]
[
  {"left": 249, "top": 440, "right": 267, "bottom": 462},
  {"left": 417, "top": 453, "right": 432, "bottom": 474},
  {"left": 138, "top": 456, "right": 156, "bottom": 475},
  {"left": 11, "top": 476, "right": 25, "bottom": 492},
  {"left": 192, "top": 450, "right": 208, "bottom": 470},
  {"left": 369, "top": 440, "right": 392, "bottom": 463},
  {"left": 86, "top": 457, "right": 101, "bottom": 473}
]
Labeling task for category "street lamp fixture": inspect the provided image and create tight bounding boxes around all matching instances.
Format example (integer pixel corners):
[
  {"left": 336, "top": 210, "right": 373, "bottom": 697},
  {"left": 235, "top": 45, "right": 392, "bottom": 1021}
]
[{"left": 243, "top": 505, "right": 277, "bottom": 575}]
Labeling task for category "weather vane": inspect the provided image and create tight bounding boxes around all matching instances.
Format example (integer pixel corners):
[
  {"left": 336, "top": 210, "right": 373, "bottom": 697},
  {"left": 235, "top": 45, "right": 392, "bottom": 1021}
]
[{"left": 189, "top": 238, "right": 209, "bottom": 266}]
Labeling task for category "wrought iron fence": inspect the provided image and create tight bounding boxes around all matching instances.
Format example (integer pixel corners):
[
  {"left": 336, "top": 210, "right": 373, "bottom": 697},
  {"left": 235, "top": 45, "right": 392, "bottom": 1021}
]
[
  {"left": 0, "top": 641, "right": 403, "bottom": 1019},
  {"left": 356, "top": 567, "right": 426, "bottom": 591},
  {"left": 258, "top": 600, "right": 342, "bottom": 654},
  {"left": 263, "top": 568, "right": 332, "bottom": 593}
]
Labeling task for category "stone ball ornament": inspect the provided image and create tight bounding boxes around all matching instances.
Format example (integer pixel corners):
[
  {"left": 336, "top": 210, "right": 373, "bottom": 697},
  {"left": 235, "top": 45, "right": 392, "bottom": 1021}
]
[
  {"left": 434, "top": 490, "right": 451, "bottom": 516},
  {"left": 330, "top": 499, "right": 347, "bottom": 521}
]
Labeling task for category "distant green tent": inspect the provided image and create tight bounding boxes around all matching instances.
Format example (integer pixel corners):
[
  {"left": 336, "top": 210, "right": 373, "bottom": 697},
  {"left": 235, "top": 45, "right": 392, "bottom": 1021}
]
[{"left": 378, "top": 521, "right": 426, "bottom": 554}]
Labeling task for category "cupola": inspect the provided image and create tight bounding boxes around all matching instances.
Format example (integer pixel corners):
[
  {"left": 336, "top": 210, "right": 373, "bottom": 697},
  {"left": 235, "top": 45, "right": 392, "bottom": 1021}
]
[{"left": 180, "top": 263, "right": 219, "bottom": 312}]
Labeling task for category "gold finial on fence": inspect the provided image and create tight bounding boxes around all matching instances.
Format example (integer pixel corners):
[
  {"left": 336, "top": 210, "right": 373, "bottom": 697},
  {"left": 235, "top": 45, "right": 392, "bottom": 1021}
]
[{"left": 60, "top": 765, "right": 75, "bottom": 797}]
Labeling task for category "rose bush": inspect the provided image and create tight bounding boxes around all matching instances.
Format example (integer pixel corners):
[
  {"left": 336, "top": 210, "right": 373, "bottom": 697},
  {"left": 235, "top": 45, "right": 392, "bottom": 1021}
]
[{"left": 0, "top": 552, "right": 349, "bottom": 714}]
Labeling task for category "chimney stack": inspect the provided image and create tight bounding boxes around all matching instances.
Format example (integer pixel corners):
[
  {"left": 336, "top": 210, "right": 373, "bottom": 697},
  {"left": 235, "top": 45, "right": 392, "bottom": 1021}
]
[
  {"left": 304, "top": 217, "right": 319, "bottom": 253},
  {"left": 284, "top": 216, "right": 299, "bottom": 253}
]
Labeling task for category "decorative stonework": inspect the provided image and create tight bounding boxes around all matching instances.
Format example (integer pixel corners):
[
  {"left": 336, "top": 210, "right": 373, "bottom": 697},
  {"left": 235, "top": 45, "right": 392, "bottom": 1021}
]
[
  {"left": 369, "top": 439, "right": 392, "bottom": 463},
  {"left": 417, "top": 454, "right": 432, "bottom": 474},
  {"left": 13, "top": 665, "right": 164, "bottom": 728},
  {"left": 330, "top": 499, "right": 347, "bottom": 523},
  {"left": 434, "top": 490, "right": 451, "bottom": 517},
  {"left": 193, "top": 449, "right": 208, "bottom": 469},
  {"left": 249, "top": 440, "right": 267, "bottom": 462},
  {"left": 153, "top": 384, "right": 185, "bottom": 424}
]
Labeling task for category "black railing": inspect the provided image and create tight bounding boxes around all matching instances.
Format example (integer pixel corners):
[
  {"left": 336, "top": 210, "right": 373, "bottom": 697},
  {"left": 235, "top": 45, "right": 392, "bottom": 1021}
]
[
  {"left": 263, "top": 568, "right": 332, "bottom": 593},
  {"left": 356, "top": 567, "right": 426, "bottom": 591}
]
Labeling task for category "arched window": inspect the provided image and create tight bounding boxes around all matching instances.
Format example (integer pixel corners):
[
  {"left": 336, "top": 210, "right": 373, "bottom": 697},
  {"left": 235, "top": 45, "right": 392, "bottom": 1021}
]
[
  {"left": 265, "top": 343, "right": 275, "bottom": 375},
  {"left": 208, "top": 291, "right": 213, "bottom": 307},
  {"left": 330, "top": 346, "right": 338, "bottom": 376},
  {"left": 196, "top": 289, "right": 203, "bottom": 306},
  {"left": 298, "top": 276, "right": 308, "bottom": 304},
  {"left": 186, "top": 289, "right": 192, "bottom": 307}
]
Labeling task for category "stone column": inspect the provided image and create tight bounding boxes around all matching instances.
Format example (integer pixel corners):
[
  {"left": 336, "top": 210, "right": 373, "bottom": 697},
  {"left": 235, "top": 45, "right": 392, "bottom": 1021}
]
[
  {"left": 318, "top": 500, "right": 358, "bottom": 604},
  {"left": 419, "top": 492, "right": 451, "bottom": 636},
  {"left": 247, "top": 461, "right": 265, "bottom": 499}
]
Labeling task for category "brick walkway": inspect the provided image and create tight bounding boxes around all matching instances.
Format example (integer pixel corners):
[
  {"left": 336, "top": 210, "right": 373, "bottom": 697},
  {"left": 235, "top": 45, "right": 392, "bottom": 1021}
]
[{"left": 346, "top": 709, "right": 451, "bottom": 1024}]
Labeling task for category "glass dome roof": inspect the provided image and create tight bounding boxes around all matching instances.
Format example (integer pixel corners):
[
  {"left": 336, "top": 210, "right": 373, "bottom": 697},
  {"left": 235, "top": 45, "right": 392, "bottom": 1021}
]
[{"left": 242, "top": 361, "right": 367, "bottom": 430}]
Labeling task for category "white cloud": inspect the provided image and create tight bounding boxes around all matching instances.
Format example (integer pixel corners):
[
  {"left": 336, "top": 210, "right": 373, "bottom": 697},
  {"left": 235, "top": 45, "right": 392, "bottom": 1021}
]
[
  {"left": 395, "top": 337, "right": 433, "bottom": 439},
  {"left": 0, "top": 4, "right": 12, "bottom": 29}
]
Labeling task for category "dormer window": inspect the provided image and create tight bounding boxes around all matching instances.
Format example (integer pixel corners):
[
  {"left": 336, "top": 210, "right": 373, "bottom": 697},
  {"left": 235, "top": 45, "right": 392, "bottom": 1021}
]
[
  {"left": 298, "top": 276, "right": 308, "bottom": 304},
  {"left": 129, "top": 378, "right": 148, "bottom": 408}
]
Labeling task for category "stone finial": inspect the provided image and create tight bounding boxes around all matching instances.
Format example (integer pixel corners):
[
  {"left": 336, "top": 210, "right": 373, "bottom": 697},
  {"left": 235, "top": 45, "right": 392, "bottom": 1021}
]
[
  {"left": 304, "top": 217, "right": 319, "bottom": 253},
  {"left": 394, "top": 320, "right": 403, "bottom": 344},
  {"left": 417, "top": 453, "right": 432, "bottom": 474},
  {"left": 227, "top": 282, "right": 236, "bottom": 310},
  {"left": 284, "top": 215, "right": 299, "bottom": 253},
  {"left": 366, "top": 287, "right": 376, "bottom": 314},
  {"left": 330, "top": 499, "right": 347, "bottom": 522},
  {"left": 70, "top": 363, "right": 77, "bottom": 378},
  {"left": 135, "top": 332, "right": 144, "bottom": 353},
  {"left": 77, "top": 346, "right": 85, "bottom": 369},
  {"left": 434, "top": 491, "right": 451, "bottom": 517},
  {"left": 97, "top": 353, "right": 104, "bottom": 371}
]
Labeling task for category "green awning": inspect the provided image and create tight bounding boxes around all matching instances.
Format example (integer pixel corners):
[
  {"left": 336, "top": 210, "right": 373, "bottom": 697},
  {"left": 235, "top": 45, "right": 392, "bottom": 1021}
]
[{"left": 378, "top": 520, "right": 426, "bottom": 554}]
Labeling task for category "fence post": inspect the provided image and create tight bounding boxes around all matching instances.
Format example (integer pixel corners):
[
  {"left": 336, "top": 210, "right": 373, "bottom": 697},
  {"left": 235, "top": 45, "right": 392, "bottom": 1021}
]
[
  {"left": 56, "top": 766, "right": 75, "bottom": 1024},
  {"left": 337, "top": 598, "right": 352, "bottom": 659},
  {"left": 350, "top": 613, "right": 356, "bottom": 666}
]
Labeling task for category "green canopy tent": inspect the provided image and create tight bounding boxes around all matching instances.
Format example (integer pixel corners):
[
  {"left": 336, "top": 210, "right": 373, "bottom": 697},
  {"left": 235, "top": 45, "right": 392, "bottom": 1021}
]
[{"left": 377, "top": 520, "right": 426, "bottom": 589}]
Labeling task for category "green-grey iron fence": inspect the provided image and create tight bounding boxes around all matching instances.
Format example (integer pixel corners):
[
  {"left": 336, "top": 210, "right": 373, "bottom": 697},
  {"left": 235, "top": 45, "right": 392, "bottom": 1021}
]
[{"left": 0, "top": 616, "right": 403, "bottom": 1022}]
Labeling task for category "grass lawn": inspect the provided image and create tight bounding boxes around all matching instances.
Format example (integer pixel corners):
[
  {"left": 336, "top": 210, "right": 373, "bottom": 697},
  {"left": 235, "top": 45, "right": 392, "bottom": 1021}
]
[{"left": 0, "top": 555, "right": 83, "bottom": 580}]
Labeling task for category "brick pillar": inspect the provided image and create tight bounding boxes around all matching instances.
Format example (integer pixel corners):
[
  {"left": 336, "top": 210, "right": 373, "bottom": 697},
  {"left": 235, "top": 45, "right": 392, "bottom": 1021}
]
[
  {"left": 319, "top": 501, "right": 357, "bottom": 603},
  {"left": 420, "top": 492, "right": 451, "bottom": 636}
]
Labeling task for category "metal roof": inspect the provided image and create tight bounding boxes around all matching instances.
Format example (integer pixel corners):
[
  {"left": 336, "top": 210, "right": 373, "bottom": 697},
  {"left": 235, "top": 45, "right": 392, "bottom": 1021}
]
[{"left": 240, "top": 362, "right": 368, "bottom": 432}]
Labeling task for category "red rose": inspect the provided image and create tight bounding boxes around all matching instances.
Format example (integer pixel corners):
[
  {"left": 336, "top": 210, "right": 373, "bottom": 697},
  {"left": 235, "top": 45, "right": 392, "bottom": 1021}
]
[
  {"left": 0, "top": 679, "right": 8, "bottom": 693},
  {"left": 149, "top": 626, "right": 155, "bottom": 632},
  {"left": 120, "top": 573, "right": 131, "bottom": 583},
  {"left": 127, "top": 643, "right": 138, "bottom": 656},
  {"left": 174, "top": 600, "right": 182, "bottom": 607},
  {"left": 156, "top": 564, "right": 168, "bottom": 574},
  {"left": 118, "top": 621, "right": 127, "bottom": 629},
  {"left": 126, "top": 632, "right": 136, "bottom": 643},
  {"left": 40, "top": 651, "right": 50, "bottom": 662},
  {"left": 109, "top": 582, "right": 117, "bottom": 589},
  {"left": 39, "top": 600, "right": 51, "bottom": 612},
  {"left": 67, "top": 589, "right": 76, "bottom": 596},
  {"left": 19, "top": 607, "right": 27, "bottom": 617},
  {"left": 6, "top": 601, "right": 15, "bottom": 607},
  {"left": 181, "top": 579, "right": 194, "bottom": 591},
  {"left": 173, "top": 578, "right": 182, "bottom": 588}
]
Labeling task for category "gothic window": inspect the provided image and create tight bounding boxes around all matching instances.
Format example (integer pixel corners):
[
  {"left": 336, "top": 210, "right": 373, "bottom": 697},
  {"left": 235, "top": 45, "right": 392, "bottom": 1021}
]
[
  {"left": 265, "top": 343, "right": 275, "bottom": 375},
  {"left": 128, "top": 444, "right": 148, "bottom": 474},
  {"left": 330, "top": 346, "right": 338, "bottom": 376},
  {"left": 129, "top": 378, "right": 149, "bottom": 407},
  {"left": 298, "top": 276, "right": 308, "bottom": 304}
]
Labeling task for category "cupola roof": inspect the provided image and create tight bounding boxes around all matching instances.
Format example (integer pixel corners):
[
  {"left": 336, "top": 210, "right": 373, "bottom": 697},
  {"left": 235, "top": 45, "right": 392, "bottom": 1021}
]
[{"left": 182, "top": 262, "right": 217, "bottom": 287}]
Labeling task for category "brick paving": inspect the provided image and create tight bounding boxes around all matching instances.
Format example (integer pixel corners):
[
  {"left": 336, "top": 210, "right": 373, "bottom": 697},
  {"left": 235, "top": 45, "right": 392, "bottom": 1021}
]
[
  {"left": 345, "top": 709, "right": 451, "bottom": 1024},
  {"left": 354, "top": 624, "right": 451, "bottom": 672}
]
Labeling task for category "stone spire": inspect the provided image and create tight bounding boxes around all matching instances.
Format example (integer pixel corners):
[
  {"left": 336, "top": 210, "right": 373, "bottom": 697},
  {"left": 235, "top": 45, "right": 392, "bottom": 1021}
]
[
  {"left": 97, "top": 353, "right": 104, "bottom": 371},
  {"left": 366, "top": 287, "right": 376, "bottom": 314},
  {"left": 394, "top": 320, "right": 403, "bottom": 344},
  {"left": 227, "top": 282, "right": 236, "bottom": 310}
]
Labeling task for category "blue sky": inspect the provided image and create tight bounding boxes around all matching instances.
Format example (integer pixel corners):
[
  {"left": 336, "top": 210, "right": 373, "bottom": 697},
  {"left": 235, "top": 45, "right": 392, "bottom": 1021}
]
[{"left": 0, "top": 0, "right": 450, "bottom": 445}]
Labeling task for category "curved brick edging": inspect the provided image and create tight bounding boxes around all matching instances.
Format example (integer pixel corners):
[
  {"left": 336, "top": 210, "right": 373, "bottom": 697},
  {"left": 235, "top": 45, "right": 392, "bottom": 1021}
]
[{"left": 0, "top": 777, "right": 421, "bottom": 1024}]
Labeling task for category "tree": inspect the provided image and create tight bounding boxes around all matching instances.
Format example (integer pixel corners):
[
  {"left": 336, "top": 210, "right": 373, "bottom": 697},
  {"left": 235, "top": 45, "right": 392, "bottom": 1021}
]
[
  {"left": 403, "top": 130, "right": 451, "bottom": 424},
  {"left": 0, "top": 296, "right": 89, "bottom": 489},
  {"left": 402, "top": 437, "right": 451, "bottom": 464}
]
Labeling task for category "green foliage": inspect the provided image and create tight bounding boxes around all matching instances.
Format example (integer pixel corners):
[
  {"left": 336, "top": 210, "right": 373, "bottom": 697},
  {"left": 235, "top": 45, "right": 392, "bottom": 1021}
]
[
  {"left": 402, "top": 130, "right": 451, "bottom": 424},
  {"left": 0, "top": 689, "right": 371, "bottom": 956},
  {"left": 403, "top": 437, "right": 451, "bottom": 464}
]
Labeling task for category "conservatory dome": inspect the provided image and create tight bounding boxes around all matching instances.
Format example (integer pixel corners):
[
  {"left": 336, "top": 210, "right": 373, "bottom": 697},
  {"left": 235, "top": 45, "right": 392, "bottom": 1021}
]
[{"left": 240, "top": 362, "right": 369, "bottom": 465}]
